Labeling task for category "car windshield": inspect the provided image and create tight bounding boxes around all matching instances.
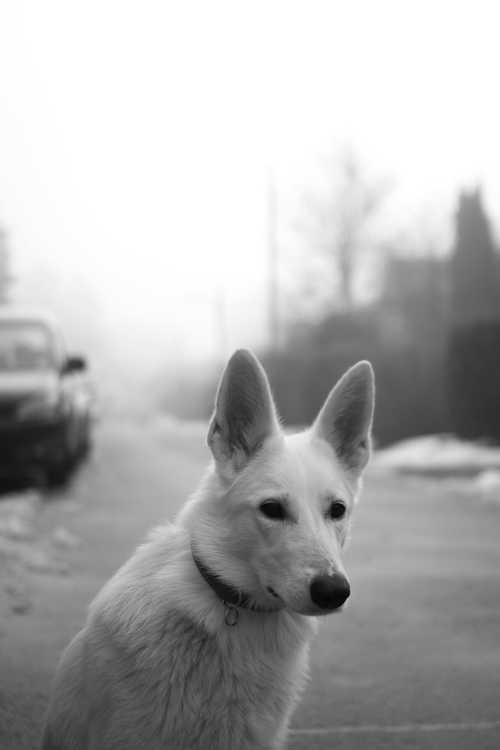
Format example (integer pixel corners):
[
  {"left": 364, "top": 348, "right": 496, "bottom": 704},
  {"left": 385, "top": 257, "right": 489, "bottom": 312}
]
[{"left": 0, "top": 321, "right": 55, "bottom": 372}]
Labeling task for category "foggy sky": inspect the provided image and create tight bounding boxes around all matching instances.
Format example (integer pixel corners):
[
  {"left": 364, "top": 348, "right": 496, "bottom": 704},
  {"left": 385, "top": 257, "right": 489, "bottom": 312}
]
[{"left": 1, "top": 0, "right": 499, "bottom": 380}]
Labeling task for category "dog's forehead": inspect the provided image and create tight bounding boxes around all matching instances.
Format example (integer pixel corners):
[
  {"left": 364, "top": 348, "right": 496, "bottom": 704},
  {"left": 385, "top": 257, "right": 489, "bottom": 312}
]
[{"left": 255, "top": 431, "right": 355, "bottom": 501}]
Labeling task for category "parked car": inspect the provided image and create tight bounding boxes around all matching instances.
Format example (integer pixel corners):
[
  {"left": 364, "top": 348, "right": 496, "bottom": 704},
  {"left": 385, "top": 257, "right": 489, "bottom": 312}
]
[{"left": 0, "top": 309, "right": 94, "bottom": 485}]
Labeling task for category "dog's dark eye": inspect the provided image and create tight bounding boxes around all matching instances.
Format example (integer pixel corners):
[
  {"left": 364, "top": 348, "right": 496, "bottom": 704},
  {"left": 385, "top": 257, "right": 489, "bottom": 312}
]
[
  {"left": 328, "top": 501, "right": 347, "bottom": 520},
  {"left": 259, "top": 500, "right": 287, "bottom": 521}
]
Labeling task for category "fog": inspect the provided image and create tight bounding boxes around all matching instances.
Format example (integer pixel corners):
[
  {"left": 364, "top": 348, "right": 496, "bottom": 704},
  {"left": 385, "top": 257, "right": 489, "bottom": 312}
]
[{"left": 1, "top": 0, "right": 500, "bottom": 400}]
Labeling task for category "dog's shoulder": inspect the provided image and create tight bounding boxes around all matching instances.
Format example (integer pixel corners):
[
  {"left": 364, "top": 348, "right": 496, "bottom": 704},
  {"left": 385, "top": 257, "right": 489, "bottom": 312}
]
[
  {"left": 89, "top": 523, "right": 188, "bottom": 620},
  {"left": 87, "top": 522, "right": 223, "bottom": 649}
]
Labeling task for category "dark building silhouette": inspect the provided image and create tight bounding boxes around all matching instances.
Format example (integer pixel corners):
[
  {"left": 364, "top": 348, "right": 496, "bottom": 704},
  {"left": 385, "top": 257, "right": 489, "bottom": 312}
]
[
  {"left": 448, "top": 189, "right": 500, "bottom": 441},
  {"left": 450, "top": 189, "right": 500, "bottom": 325}
]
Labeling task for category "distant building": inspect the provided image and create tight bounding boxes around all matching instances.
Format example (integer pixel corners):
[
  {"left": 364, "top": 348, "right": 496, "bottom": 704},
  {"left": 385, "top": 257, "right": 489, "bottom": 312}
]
[{"left": 450, "top": 189, "right": 500, "bottom": 326}]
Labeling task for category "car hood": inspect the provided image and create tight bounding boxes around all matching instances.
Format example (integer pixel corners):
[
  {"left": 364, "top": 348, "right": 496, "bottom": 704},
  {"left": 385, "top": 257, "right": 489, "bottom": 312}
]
[{"left": 0, "top": 371, "right": 59, "bottom": 399}]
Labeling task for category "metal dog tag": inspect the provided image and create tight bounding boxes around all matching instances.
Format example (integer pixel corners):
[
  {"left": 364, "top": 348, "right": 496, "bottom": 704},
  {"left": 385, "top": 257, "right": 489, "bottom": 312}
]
[{"left": 224, "top": 603, "right": 239, "bottom": 626}]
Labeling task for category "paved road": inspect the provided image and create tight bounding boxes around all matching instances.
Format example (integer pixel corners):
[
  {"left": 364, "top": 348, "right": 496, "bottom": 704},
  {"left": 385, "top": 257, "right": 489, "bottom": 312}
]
[{"left": 1, "top": 418, "right": 499, "bottom": 750}]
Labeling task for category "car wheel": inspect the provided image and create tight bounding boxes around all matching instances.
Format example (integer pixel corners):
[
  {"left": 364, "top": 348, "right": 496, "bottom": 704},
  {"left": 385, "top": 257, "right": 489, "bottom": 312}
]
[
  {"left": 78, "top": 415, "right": 93, "bottom": 458},
  {"left": 45, "top": 424, "right": 76, "bottom": 487},
  {"left": 45, "top": 459, "right": 72, "bottom": 488}
]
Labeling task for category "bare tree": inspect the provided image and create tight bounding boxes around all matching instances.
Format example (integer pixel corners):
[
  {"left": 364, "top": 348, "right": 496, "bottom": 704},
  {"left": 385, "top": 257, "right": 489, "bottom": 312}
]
[{"left": 300, "top": 149, "right": 389, "bottom": 310}]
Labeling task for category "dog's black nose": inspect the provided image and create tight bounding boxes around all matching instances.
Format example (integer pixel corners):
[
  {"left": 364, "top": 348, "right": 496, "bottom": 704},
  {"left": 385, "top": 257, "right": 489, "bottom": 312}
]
[{"left": 310, "top": 573, "right": 350, "bottom": 610}]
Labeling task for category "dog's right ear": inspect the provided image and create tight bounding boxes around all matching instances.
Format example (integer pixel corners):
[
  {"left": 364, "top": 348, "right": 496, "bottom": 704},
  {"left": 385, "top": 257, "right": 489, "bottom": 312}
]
[{"left": 207, "top": 349, "right": 280, "bottom": 480}]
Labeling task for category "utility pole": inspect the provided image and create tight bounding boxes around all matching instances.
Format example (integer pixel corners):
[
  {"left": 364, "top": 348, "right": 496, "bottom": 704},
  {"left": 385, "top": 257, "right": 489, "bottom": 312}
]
[
  {"left": 0, "top": 227, "right": 13, "bottom": 305},
  {"left": 268, "top": 169, "right": 280, "bottom": 350},
  {"left": 214, "top": 284, "right": 228, "bottom": 364}
]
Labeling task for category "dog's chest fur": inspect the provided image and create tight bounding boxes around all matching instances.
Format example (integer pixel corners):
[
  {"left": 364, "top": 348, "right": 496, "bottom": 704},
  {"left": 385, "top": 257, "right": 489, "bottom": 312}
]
[{"left": 81, "top": 525, "right": 316, "bottom": 750}]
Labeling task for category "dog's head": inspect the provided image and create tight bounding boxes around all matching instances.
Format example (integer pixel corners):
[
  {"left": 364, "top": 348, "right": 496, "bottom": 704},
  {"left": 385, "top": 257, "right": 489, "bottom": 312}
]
[{"left": 187, "top": 349, "right": 374, "bottom": 617}]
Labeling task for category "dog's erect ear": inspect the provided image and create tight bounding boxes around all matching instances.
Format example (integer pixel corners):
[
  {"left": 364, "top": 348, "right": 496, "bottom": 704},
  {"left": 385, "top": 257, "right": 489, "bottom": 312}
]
[
  {"left": 207, "top": 349, "right": 280, "bottom": 478},
  {"left": 312, "top": 361, "right": 375, "bottom": 473}
]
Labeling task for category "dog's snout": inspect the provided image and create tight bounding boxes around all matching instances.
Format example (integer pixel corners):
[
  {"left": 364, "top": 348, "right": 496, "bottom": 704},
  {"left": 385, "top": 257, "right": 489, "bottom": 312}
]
[{"left": 309, "top": 573, "right": 350, "bottom": 611}]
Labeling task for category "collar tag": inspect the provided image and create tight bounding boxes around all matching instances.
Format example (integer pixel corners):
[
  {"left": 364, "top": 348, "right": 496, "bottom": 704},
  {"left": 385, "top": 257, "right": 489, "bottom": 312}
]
[{"left": 224, "top": 602, "right": 239, "bottom": 627}]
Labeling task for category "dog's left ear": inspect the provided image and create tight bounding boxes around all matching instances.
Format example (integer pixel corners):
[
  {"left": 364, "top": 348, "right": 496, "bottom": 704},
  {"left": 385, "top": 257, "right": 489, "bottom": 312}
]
[
  {"left": 312, "top": 361, "right": 375, "bottom": 474},
  {"left": 208, "top": 349, "right": 281, "bottom": 479}
]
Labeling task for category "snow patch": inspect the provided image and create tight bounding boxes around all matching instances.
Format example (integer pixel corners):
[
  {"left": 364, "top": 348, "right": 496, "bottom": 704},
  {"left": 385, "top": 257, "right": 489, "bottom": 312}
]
[
  {"left": 52, "top": 526, "right": 80, "bottom": 548},
  {"left": 0, "top": 490, "right": 74, "bottom": 606},
  {"left": 0, "top": 491, "right": 41, "bottom": 541},
  {"left": 373, "top": 435, "right": 500, "bottom": 477},
  {"left": 24, "top": 548, "right": 70, "bottom": 575},
  {"left": 474, "top": 470, "right": 500, "bottom": 504},
  {"left": 0, "top": 514, "right": 35, "bottom": 541}
]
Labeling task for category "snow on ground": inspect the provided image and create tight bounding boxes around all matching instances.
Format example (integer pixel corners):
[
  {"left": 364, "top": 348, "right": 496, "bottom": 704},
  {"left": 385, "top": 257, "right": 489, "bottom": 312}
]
[
  {"left": 472, "top": 469, "right": 500, "bottom": 503},
  {"left": 0, "top": 491, "right": 80, "bottom": 616},
  {"left": 374, "top": 435, "right": 500, "bottom": 474},
  {"left": 373, "top": 435, "right": 500, "bottom": 504}
]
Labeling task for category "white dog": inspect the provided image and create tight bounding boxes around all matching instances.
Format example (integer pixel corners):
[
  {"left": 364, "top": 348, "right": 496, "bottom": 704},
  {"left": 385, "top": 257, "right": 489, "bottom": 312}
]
[{"left": 42, "top": 349, "right": 375, "bottom": 750}]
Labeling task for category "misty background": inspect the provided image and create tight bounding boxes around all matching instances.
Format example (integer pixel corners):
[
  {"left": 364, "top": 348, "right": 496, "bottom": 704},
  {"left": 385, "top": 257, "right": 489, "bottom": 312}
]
[
  {"left": 3, "top": 6, "right": 500, "bottom": 749},
  {"left": 1, "top": 0, "right": 500, "bottom": 443}
]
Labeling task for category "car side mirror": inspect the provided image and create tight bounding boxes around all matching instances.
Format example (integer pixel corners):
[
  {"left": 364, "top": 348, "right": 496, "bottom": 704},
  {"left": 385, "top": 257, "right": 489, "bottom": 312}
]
[{"left": 62, "top": 355, "right": 87, "bottom": 374}]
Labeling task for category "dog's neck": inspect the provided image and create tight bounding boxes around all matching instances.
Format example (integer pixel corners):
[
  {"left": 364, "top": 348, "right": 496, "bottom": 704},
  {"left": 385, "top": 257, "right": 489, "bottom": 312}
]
[{"left": 191, "top": 544, "right": 275, "bottom": 625}]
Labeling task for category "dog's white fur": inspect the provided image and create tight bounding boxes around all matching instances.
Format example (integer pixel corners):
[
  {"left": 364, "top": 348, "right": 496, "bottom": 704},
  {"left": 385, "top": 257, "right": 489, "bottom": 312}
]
[{"left": 42, "top": 350, "right": 374, "bottom": 750}]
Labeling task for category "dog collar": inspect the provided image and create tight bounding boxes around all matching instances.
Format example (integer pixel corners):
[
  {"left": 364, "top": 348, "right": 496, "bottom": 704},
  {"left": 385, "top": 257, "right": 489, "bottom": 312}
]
[{"left": 191, "top": 544, "right": 274, "bottom": 625}]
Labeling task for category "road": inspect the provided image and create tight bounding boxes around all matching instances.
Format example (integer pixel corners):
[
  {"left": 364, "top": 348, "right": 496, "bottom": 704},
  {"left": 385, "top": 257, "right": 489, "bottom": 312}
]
[{"left": 1, "top": 418, "right": 500, "bottom": 750}]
